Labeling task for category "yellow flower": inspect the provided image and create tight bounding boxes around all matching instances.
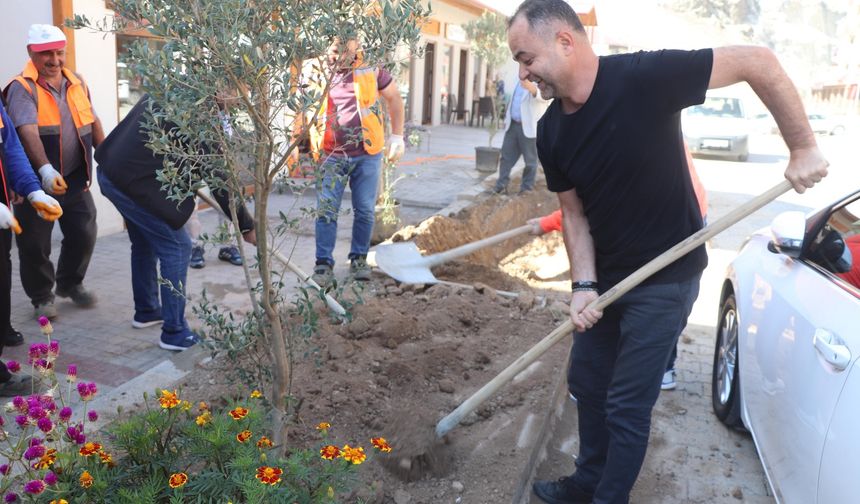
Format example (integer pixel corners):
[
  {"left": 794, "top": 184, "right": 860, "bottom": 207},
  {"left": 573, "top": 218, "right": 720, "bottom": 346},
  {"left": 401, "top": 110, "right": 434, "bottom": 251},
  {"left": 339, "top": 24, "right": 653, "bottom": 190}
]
[
  {"left": 320, "top": 445, "right": 340, "bottom": 460},
  {"left": 250, "top": 390, "right": 262, "bottom": 399},
  {"left": 158, "top": 389, "right": 180, "bottom": 409},
  {"left": 229, "top": 407, "right": 249, "bottom": 420},
  {"left": 32, "top": 448, "right": 57, "bottom": 469},
  {"left": 168, "top": 472, "right": 188, "bottom": 489},
  {"left": 371, "top": 437, "right": 393, "bottom": 453},
  {"left": 255, "top": 466, "right": 282, "bottom": 485},
  {"left": 236, "top": 430, "right": 252, "bottom": 443},
  {"left": 98, "top": 450, "right": 113, "bottom": 465},
  {"left": 195, "top": 410, "right": 212, "bottom": 426},
  {"left": 256, "top": 436, "right": 273, "bottom": 449},
  {"left": 50, "top": 500, "right": 69, "bottom": 504},
  {"left": 180, "top": 400, "right": 192, "bottom": 411},
  {"left": 340, "top": 445, "right": 366, "bottom": 465},
  {"left": 197, "top": 401, "right": 209, "bottom": 412},
  {"left": 79, "top": 470, "right": 94, "bottom": 488},
  {"left": 316, "top": 422, "right": 331, "bottom": 431}
]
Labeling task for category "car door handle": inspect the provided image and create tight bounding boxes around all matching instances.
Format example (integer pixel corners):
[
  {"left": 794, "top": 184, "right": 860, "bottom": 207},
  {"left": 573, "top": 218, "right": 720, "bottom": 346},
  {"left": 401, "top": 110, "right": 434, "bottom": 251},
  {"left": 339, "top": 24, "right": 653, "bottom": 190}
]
[{"left": 813, "top": 329, "right": 852, "bottom": 371}]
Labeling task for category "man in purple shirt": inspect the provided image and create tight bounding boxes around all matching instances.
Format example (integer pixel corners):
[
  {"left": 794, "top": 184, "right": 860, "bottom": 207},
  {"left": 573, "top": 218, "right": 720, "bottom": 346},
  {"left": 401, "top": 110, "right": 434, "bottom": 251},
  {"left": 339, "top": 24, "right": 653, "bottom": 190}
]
[{"left": 309, "top": 38, "right": 406, "bottom": 287}]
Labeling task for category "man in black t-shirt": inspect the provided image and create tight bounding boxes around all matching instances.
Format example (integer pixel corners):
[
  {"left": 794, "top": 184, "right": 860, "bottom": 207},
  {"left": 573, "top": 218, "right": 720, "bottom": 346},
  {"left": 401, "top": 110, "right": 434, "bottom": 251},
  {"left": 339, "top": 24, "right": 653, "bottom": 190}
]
[{"left": 507, "top": 1, "right": 828, "bottom": 503}]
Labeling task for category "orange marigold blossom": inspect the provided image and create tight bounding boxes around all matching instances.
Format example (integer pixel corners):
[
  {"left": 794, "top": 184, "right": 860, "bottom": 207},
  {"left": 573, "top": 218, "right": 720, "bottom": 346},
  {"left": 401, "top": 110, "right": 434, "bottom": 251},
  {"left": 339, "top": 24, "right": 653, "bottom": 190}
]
[
  {"left": 341, "top": 445, "right": 366, "bottom": 465},
  {"left": 255, "top": 466, "right": 283, "bottom": 485},
  {"left": 79, "top": 470, "right": 94, "bottom": 488},
  {"left": 198, "top": 401, "right": 209, "bottom": 412},
  {"left": 33, "top": 448, "right": 57, "bottom": 469},
  {"left": 180, "top": 400, "right": 192, "bottom": 411},
  {"left": 236, "top": 430, "right": 252, "bottom": 443},
  {"left": 316, "top": 422, "right": 331, "bottom": 431},
  {"left": 320, "top": 445, "right": 340, "bottom": 460},
  {"left": 79, "top": 442, "right": 102, "bottom": 456},
  {"left": 168, "top": 472, "right": 188, "bottom": 489},
  {"left": 229, "top": 407, "right": 249, "bottom": 420},
  {"left": 98, "top": 450, "right": 113, "bottom": 465},
  {"left": 158, "top": 389, "right": 180, "bottom": 409},
  {"left": 256, "top": 436, "right": 273, "bottom": 449},
  {"left": 195, "top": 411, "right": 211, "bottom": 426},
  {"left": 371, "top": 437, "right": 392, "bottom": 453},
  {"left": 250, "top": 390, "right": 262, "bottom": 398},
  {"left": 49, "top": 500, "right": 68, "bottom": 504}
]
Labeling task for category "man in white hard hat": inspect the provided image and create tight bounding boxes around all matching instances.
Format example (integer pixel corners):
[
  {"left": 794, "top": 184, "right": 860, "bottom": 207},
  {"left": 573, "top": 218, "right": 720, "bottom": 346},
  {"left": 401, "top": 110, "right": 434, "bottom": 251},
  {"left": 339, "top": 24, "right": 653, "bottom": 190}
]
[{"left": 4, "top": 24, "right": 104, "bottom": 321}]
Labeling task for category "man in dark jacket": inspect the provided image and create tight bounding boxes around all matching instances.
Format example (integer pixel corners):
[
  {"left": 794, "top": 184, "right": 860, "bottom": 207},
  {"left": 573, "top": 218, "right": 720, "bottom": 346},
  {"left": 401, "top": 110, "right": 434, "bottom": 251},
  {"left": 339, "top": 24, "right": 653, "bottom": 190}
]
[{"left": 95, "top": 95, "right": 255, "bottom": 351}]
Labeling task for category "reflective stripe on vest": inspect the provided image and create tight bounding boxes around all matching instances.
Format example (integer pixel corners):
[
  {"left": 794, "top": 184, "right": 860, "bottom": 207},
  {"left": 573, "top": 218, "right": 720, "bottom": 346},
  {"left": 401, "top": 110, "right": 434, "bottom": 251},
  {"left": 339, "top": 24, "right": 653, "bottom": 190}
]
[
  {"left": 7, "top": 60, "right": 94, "bottom": 184},
  {"left": 308, "top": 63, "right": 384, "bottom": 158}
]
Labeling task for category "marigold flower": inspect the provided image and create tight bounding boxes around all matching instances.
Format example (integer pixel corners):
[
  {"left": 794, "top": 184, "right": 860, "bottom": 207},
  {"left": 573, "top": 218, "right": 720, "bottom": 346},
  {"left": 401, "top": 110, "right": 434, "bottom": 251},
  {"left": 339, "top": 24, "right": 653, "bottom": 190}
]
[
  {"left": 236, "top": 430, "right": 252, "bottom": 443},
  {"left": 371, "top": 437, "right": 393, "bottom": 453},
  {"left": 49, "top": 500, "right": 67, "bottom": 504},
  {"left": 197, "top": 401, "right": 209, "bottom": 412},
  {"left": 43, "top": 471, "right": 57, "bottom": 485},
  {"left": 79, "top": 470, "right": 93, "bottom": 488},
  {"left": 6, "top": 361, "right": 20, "bottom": 373},
  {"left": 23, "top": 480, "right": 44, "bottom": 495},
  {"left": 228, "top": 407, "right": 248, "bottom": 420},
  {"left": 256, "top": 436, "right": 273, "bottom": 449},
  {"left": 250, "top": 390, "right": 262, "bottom": 399},
  {"left": 180, "top": 400, "right": 192, "bottom": 411},
  {"left": 79, "top": 442, "right": 102, "bottom": 457},
  {"left": 32, "top": 449, "right": 57, "bottom": 469},
  {"left": 168, "top": 472, "right": 188, "bottom": 489},
  {"left": 316, "top": 422, "right": 331, "bottom": 431},
  {"left": 98, "top": 450, "right": 113, "bottom": 465},
  {"left": 255, "top": 466, "right": 283, "bottom": 485},
  {"left": 195, "top": 411, "right": 211, "bottom": 426},
  {"left": 341, "top": 445, "right": 366, "bottom": 465},
  {"left": 320, "top": 444, "right": 340, "bottom": 460},
  {"left": 158, "top": 390, "right": 180, "bottom": 409}
]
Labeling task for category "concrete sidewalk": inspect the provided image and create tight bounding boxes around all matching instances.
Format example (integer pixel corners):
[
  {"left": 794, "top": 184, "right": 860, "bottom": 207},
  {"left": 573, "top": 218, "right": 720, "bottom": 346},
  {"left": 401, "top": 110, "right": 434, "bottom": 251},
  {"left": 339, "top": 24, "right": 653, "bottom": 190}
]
[{"left": 4, "top": 124, "right": 526, "bottom": 405}]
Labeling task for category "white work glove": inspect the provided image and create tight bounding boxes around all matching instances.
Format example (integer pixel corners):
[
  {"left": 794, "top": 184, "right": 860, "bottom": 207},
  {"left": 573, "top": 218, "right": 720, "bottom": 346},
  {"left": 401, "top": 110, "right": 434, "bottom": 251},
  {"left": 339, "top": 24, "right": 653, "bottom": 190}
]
[
  {"left": 0, "top": 203, "right": 21, "bottom": 234},
  {"left": 27, "top": 190, "right": 63, "bottom": 222},
  {"left": 38, "top": 164, "right": 68, "bottom": 195},
  {"left": 386, "top": 134, "right": 405, "bottom": 163}
]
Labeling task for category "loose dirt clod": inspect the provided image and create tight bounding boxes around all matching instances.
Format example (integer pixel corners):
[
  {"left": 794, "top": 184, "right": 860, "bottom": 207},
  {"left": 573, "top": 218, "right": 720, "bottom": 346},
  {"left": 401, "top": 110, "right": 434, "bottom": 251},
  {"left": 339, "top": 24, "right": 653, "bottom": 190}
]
[{"left": 380, "top": 415, "right": 454, "bottom": 482}]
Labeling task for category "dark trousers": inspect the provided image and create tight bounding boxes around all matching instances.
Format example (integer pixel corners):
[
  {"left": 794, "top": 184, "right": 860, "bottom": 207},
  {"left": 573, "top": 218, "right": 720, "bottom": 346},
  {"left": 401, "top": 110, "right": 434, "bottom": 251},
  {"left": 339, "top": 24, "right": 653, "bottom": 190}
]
[
  {"left": 14, "top": 189, "right": 97, "bottom": 306},
  {"left": 567, "top": 275, "right": 701, "bottom": 504},
  {"left": 0, "top": 229, "right": 11, "bottom": 381},
  {"left": 494, "top": 121, "right": 539, "bottom": 192}
]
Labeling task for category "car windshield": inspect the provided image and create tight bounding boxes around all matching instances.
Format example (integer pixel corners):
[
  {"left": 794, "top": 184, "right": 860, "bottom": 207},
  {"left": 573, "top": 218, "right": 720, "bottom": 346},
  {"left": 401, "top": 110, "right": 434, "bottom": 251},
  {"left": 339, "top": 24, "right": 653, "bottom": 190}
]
[{"left": 687, "top": 97, "right": 743, "bottom": 118}]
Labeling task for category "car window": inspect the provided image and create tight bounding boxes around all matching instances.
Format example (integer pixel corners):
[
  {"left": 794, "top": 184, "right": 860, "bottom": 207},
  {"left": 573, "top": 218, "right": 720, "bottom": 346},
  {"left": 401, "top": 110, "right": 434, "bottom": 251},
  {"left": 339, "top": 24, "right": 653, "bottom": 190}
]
[
  {"left": 687, "top": 97, "right": 743, "bottom": 118},
  {"left": 805, "top": 196, "right": 860, "bottom": 290}
]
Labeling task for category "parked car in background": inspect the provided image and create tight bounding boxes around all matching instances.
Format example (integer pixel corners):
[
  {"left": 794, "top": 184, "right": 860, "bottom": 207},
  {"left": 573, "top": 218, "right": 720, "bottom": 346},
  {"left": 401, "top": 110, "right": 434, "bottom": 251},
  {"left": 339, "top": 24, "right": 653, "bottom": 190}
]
[
  {"left": 807, "top": 113, "right": 846, "bottom": 136},
  {"left": 683, "top": 96, "right": 750, "bottom": 162},
  {"left": 712, "top": 188, "right": 860, "bottom": 503}
]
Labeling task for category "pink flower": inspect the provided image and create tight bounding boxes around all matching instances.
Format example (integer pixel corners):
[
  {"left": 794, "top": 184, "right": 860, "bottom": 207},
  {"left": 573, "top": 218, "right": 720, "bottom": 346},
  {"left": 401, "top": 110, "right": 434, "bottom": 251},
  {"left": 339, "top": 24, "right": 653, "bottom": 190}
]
[
  {"left": 77, "top": 382, "right": 97, "bottom": 401},
  {"left": 11, "top": 396, "right": 25, "bottom": 412},
  {"left": 36, "top": 418, "right": 53, "bottom": 433},
  {"left": 27, "top": 406, "right": 45, "bottom": 420},
  {"left": 14, "top": 416, "right": 27, "bottom": 427},
  {"left": 43, "top": 471, "right": 57, "bottom": 485},
  {"left": 23, "top": 479, "right": 44, "bottom": 495},
  {"left": 28, "top": 438, "right": 42, "bottom": 447},
  {"left": 59, "top": 407, "right": 72, "bottom": 422},
  {"left": 48, "top": 341, "right": 59, "bottom": 357},
  {"left": 87, "top": 410, "right": 98, "bottom": 422},
  {"left": 6, "top": 361, "right": 20, "bottom": 373},
  {"left": 4, "top": 492, "right": 17, "bottom": 502},
  {"left": 37, "top": 316, "right": 49, "bottom": 328},
  {"left": 66, "top": 364, "right": 77, "bottom": 382},
  {"left": 23, "top": 445, "right": 45, "bottom": 460},
  {"left": 0, "top": 464, "right": 10, "bottom": 475}
]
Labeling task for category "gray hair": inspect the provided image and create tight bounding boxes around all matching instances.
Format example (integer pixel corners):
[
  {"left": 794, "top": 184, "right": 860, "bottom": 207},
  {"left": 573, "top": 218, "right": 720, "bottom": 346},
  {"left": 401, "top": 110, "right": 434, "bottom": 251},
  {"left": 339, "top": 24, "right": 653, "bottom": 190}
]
[{"left": 508, "top": 0, "right": 586, "bottom": 34}]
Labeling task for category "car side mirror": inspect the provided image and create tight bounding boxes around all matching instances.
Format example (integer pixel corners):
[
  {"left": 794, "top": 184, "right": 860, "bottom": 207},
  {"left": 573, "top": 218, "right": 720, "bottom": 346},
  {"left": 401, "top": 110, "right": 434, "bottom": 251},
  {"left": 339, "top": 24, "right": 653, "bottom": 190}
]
[{"left": 767, "top": 211, "right": 805, "bottom": 257}]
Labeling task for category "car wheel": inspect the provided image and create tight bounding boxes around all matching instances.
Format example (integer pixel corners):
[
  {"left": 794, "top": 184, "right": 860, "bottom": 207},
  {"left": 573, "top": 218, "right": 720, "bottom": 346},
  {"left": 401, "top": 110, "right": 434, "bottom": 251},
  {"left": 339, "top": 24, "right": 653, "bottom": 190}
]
[
  {"left": 831, "top": 125, "right": 845, "bottom": 135},
  {"left": 737, "top": 153, "right": 748, "bottom": 162},
  {"left": 712, "top": 293, "right": 744, "bottom": 428}
]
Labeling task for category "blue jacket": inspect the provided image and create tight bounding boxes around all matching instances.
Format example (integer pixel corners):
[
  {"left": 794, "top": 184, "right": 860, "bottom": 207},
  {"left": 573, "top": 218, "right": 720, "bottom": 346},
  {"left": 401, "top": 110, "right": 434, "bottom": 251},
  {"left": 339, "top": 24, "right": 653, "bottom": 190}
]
[{"left": 0, "top": 100, "right": 41, "bottom": 206}]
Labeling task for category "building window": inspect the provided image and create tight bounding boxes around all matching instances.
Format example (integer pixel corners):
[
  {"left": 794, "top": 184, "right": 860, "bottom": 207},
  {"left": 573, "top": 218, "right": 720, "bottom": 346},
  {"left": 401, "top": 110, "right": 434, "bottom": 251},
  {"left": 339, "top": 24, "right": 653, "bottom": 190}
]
[{"left": 116, "top": 34, "right": 164, "bottom": 120}]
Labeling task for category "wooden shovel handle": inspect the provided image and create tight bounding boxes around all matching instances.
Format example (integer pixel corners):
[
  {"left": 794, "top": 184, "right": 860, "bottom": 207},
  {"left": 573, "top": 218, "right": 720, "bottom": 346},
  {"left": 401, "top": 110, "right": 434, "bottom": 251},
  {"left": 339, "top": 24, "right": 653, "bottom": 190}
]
[
  {"left": 425, "top": 224, "right": 534, "bottom": 267},
  {"left": 435, "top": 179, "right": 793, "bottom": 438}
]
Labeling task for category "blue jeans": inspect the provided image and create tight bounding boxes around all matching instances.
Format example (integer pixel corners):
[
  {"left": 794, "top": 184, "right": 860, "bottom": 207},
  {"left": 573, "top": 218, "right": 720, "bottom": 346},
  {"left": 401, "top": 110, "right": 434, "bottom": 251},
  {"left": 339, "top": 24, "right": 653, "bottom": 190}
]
[
  {"left": 98, "top": 169, "right": 192, "bottom": 334},
  {"left": 566, "top": 275, "right": 701, "bottom": 504},
  {"left": 315, "top": 152, "right": 382, "bottom": 266}
]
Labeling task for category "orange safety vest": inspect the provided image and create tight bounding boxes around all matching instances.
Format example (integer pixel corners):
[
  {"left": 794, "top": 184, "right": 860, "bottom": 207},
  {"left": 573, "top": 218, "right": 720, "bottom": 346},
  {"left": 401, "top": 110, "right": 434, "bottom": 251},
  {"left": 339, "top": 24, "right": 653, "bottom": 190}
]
[
  {"left": 5, "top": 61, "right": 95, "bottom": 185},
  {"left": 0, "top": 113, "right": 10, "bottom": 207},
  {"left": 307, "top": 61, "right": 385, "bottom": 159}
]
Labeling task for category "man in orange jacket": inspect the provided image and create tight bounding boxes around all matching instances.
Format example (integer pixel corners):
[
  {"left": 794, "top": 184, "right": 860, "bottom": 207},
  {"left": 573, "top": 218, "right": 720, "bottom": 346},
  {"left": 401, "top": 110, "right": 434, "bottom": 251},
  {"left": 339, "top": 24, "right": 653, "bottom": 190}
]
[{"left": 4, "top": 24, "right": 105, "bottom": 321}]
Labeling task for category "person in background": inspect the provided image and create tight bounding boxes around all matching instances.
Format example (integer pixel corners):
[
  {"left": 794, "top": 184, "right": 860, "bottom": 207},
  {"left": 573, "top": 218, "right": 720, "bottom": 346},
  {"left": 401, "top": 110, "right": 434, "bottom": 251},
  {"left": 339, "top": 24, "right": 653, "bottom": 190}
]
[
  {"left": 493, "top": 78, "right": 550, "bottom": 195},
  {"left": 4, "top": 24, "right": 104, "bottom": 320},
  {"left": 303, "top": 38, "right": 405, "bottom": 288},
  {"left": 0, "top": 99, "right": 63, "bottom": 395},
  {"left": 186, "top": 200, "right": 245, "bottom": 269},
  {"left": 527, "top": 145, "right": 708, "bottom": 391}
]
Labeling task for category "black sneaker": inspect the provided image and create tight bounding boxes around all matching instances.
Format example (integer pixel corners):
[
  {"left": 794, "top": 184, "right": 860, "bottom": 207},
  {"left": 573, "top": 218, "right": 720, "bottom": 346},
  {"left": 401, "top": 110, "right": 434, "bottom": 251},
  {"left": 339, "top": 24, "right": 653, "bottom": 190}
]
[
  {"left": 55, "top": 284, "right": 97, "bottom": 307},
  {"left": 350, "top": 256, "right": 372, "bottom": 281},
  {"left": 218, "top": 246, "right": 243, "bottom": 266},
  {"left": 311, "top": 263, "right": 334, "bottom": 289},
  {"left": 189, "top": 245, "right": 205, "bottom": 269},
  {"left": 2, "top": 327, "right": 24, "bottom": 347},
  {"left": 0, "top": 375, "right": 34, "bottom": 398},
  {"left": 532, "top": 476, "right": 594, "bottom": 504}
]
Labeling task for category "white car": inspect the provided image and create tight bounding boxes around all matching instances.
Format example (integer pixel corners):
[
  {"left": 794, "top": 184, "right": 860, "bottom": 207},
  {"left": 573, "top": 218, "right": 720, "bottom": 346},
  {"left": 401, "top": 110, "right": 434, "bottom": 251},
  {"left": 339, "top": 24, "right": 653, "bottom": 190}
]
[
  {"left": 712, "top": 188, "right": 860, "bottom": 503},
  {"left": 683, "top": 96, "right": 750, "bottom": 162}
]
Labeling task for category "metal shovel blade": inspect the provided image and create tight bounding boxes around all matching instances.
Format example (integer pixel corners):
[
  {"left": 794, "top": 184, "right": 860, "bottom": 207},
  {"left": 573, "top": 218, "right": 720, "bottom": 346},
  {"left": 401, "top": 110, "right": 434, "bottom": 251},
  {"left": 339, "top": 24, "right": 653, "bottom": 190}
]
[{"left": 373, "top": 241, "right": 439, "bottom": 284}]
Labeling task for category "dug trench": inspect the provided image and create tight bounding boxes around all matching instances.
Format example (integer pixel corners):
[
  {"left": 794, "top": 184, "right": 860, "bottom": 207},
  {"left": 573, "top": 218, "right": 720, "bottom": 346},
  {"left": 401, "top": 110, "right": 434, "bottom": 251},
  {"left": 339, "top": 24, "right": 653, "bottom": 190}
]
[{"left": 179, "top": 188, "right": 767, "bottom": 503}]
